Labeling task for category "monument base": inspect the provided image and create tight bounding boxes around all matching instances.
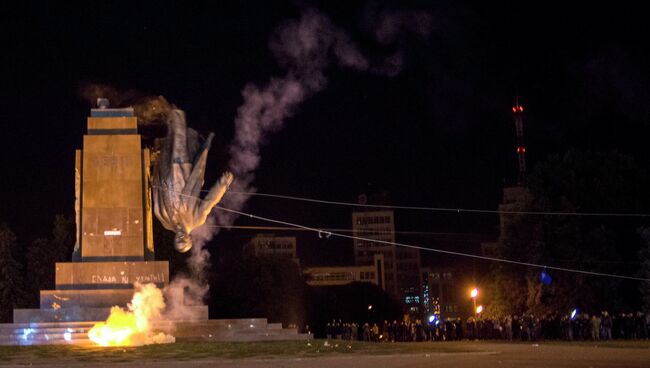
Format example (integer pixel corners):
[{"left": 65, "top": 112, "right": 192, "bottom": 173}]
[
  {"left": 39, "top": 289, "right": 134, "bottom": 310},
  {"left": 1, "top": 258, "right": 310, "bottom": 345},
  {"left": 55, "top": 261, "right": 169, "bottom": 290},
  {"left": 13, "top": 305, "right": 210, "bottom": 324},
  {"left": 0, "top": 318, "right": 311, "bottom": 346}
]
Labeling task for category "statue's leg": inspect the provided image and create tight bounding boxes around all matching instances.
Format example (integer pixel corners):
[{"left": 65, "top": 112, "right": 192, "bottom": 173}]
[{"left": 169, "top": 109, "right": 192, "bottom": 179}]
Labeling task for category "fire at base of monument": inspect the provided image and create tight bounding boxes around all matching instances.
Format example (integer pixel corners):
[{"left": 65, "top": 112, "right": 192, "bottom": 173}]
[{"left": 88, "top": 283, "right": 175, "bottom": 346}]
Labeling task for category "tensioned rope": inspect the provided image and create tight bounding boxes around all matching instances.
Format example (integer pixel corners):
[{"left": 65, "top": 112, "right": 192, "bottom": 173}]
[
  {"left": 212, "top": 204, "right": 650, "bottom": 282},
  {"left": 207, "top": 224, "right": 483, "bottom": 237},
  {"left": 222, "top": 191, "right": 650, "bottom": 218},
  {"left": 151, "top": 185, "right": 650, "bottom": 281}
]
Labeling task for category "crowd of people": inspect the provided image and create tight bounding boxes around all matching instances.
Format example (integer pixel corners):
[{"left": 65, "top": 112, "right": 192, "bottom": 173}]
[{"left": 322, "top": 311, "right": 650, "bottom": 342}]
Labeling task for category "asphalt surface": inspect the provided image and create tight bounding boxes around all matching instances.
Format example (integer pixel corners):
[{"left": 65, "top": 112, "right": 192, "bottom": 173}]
[{"left": 5, "top": 342, "right": 650, "bottom": 367}]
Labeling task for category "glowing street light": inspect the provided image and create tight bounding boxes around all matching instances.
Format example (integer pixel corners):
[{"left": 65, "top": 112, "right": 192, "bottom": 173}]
[
  {"left": 470, "top": 288, "right": 478, "bottom": 298},
  {"left": 470, "top": 287, "right": 479, "bottom": 317},
  {"left": 476, "top": 305, "right": 483, "bottom": 315},
  {"left": 367, "top": 305, "right": 373, "bottom": 311}
]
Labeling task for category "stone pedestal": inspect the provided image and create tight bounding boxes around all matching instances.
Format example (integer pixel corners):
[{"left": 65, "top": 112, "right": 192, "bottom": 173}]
[{"left": 13, "top": 107, "right": 165, "bottom": 324}]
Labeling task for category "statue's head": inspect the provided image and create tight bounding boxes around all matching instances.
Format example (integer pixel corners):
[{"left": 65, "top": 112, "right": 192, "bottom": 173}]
[{"left": 174, "top": 228, "right": 192, "bottom": 253}]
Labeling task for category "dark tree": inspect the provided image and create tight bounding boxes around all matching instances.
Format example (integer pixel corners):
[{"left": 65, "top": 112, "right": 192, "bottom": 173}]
[
  {"left": 24, "top": 215, "right": 75, "bottom": 306},
  {"left": 0, "top": 223, "right": 27, "bottom": 322},
  {"left": 487, "top": 151, "right": 650, "bottom": 315},
  {"left": 25, "top": 237, "right": 52, "bottom": 306},
  {"left": 638, "top": 228, "right": 650, "bottom": 311},
  {"left": 210, "top": 255, "right": 306, "bottom": 327},
  {"left": 50, "top": 214, "right": 75, "bottom": 263}
]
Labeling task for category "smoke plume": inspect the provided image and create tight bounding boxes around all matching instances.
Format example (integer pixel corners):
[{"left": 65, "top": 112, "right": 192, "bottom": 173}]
[
  {"left": 79, "top": 82, "right": 172, "bottom": 125},
  {"left": 214, "top": 8, "right": 431, "bottom": 228},
  {"left": 369, "top": 8, "right": 433, "bottom": 45},
  {"left": 163, "top": 275, "right": 210, "bottom": 321}
]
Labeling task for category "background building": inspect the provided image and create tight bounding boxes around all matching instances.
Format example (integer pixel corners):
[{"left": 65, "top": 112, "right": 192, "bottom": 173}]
[
  {"left": 303, "top": 254, "right": 385, "bottom": 288},
  {"left": 352, "top": 202, "right": 421, "bottom": 313},
  {"left": 421, "top": 267, "right": 459, "bottom": 319},
  {"left": 243, "top": 234, "right": 300, "bottom": 265}
]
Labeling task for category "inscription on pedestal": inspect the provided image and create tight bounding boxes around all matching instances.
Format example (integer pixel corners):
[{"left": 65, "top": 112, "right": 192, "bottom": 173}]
[
  {"left": 55, "top": 261, "right": 169, "bottom": 289},
  {"left": 88, "top": 272, "right": 165, "bottom": 284}
]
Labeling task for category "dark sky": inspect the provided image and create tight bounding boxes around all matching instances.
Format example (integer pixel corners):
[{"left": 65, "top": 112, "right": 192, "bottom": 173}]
[{"left": 2, "top": 1, "right": 649, "bottom": 266}]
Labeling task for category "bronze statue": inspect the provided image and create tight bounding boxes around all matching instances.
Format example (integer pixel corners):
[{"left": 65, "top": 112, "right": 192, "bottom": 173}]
[{"left": 153, "top": 109, "right": 233, "bottom": 253}]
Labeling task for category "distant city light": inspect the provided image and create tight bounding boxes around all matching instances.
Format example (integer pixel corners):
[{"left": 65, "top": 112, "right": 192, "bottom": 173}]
[
  {"left": 476, "top": 305, "right": 483, "bottom": 314},
  {"left": 368, "top": 305, "right": 373, "bottom": 310},
  {"left": 63, "top": 328, "right": 73, "bottom": 341},
  {"left": 428, "top": 315, "right": 436, "bottom": 323},
  {"left": 570, "top": 308, "right": 578, "bottom": 320}
]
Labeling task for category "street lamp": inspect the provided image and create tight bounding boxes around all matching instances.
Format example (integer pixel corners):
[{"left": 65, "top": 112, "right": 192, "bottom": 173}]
[{"left": 470, "top": 287, "right": 478, "bottom": 317}]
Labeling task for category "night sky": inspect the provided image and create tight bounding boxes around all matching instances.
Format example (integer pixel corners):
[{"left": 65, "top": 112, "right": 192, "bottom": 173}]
[{"left": 2, "top": 1, "right": 649, "bottom": 267}]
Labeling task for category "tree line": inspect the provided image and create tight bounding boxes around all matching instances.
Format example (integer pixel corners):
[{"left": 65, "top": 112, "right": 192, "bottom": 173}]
[
  {"left": 485, "top": 150, "right": 650, "bottom": 316},
  {"left": 0, "top": 215, "right": 75, "bottom": 322}
]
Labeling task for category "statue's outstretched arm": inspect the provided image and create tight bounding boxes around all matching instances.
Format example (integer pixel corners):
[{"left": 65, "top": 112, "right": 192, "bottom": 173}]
[{"left": 196, "top": 172, "right": 234, "bottom": 225}]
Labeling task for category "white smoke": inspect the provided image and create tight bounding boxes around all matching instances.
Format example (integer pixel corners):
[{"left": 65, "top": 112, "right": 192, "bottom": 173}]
[
  {"left": 163, "top": 275, "right": 209, "bottom": 321},
  {"left": 216, "top": 8, "right": 431, "bottom": 228},
  {"left": 189, "top": 218, "right": 215, "bottom": 278},
  {"left": 371, "top": 9, "right": 433, "bottom": 45}
]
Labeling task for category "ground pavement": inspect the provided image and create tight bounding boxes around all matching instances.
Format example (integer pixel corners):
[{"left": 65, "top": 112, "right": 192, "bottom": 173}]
[{"left": 3, "top": 341, "right": 650, "bottom": 367}]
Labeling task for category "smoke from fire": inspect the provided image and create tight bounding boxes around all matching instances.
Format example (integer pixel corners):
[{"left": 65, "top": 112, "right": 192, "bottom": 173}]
[
  {"left": 88, "top": 282, "right": 174, "bottom": 346},
  {"left": 79, "top": 82, "right": 173, "bottom": 125},
  {"left": 212, "top": 7, "right": 431, "bottom": 229}
]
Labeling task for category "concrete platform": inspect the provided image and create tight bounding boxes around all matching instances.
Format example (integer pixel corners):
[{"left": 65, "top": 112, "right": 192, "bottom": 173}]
[
  {"left": 13, "top": 306, "right": 209, "bottom": 323},
  {"left": 40, "top": 289, "right": 135, "bottom": 309},
  {"left": 0, "top": 318, "right": 311, "bottom": 346},
  {"left": 55, "top": 261, "right": 169, "bottom": 289}
]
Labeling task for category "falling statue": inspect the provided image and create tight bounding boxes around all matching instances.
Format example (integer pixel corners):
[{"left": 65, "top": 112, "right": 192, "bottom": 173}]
[{"left": 153, "top": 109, "right": 233, "bottom": 253}]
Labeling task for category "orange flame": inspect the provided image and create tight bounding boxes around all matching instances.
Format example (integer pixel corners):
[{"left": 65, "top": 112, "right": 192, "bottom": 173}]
[{"left": 88, "top": 282, "right": 175, "bottom": 346}]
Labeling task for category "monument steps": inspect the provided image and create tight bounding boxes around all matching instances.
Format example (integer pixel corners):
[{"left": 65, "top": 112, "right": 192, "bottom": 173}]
[
  {"left": 0, "top": 318, "right": 311, "bottom": 345},
  {"left": 0, "top": 332, "right": 89, "bottom": 346},
  {"left": 14, "top": 305, "right": 210, "bottom": 323}
]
